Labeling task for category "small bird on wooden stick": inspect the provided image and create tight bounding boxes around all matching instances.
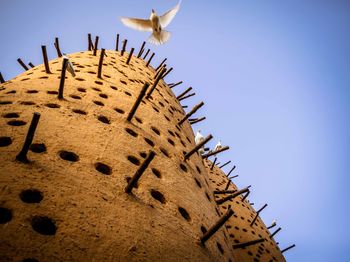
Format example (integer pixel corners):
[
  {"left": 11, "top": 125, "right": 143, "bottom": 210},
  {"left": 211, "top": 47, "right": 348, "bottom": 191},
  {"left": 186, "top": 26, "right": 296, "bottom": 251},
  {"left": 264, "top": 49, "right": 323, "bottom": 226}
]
[
  {"left": 195, "top": 130, "right": 206, "bottom": 155},
  {"left": 62, "top": 54, "right": 76, "bottom": 77}
]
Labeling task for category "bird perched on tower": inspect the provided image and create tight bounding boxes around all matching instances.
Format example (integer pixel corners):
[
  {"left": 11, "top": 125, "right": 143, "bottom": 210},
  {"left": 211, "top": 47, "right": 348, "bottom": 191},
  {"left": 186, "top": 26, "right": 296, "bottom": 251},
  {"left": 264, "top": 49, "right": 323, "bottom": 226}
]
[
  {"left": 62, "top": 54, "right": 76, "bottom": 77},
  {"left": 214, "top": 140, "right": 222, "bottom": 152},
  {"left": 195, "top": 130, "right": 204, "bottom": 145},
  {"left": 268, "top": 219, "right": 277, "bottom": 229},
  {"left": 120, "top": 1, "right": 181, "bottom": 45},
  {"left": 195, "top": 130, "right": 205, "bottom": 155}
]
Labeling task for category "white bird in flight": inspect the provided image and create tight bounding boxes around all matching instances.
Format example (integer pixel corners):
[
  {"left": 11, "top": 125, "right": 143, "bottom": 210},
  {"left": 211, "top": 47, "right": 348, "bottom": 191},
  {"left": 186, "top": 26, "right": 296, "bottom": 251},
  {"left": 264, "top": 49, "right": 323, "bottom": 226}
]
[
  {"left": 120, "top": 1, "right": 181, "bottom": 45},
  {"left": 62, "top": 54, "right": 76, "bottom": 77}
]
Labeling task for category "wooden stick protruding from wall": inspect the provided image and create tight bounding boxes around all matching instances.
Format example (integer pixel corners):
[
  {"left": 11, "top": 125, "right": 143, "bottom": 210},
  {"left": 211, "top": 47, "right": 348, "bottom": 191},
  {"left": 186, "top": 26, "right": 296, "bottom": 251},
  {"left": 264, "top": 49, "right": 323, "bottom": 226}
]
[
  {"left": 125, "top": 151, "right": 156, "bottom": 193},
  {"left": 146, "top": 52, "right": 155, "bottom": 67},
  {"left": 17, "top": 58, "right": 29, "bottom": 71},
  {"left": 58, "top": 58, "right": 68, "bottom": 100},
  {"left": 54, "top": 37, "right": 63, "bottom": 57},
  {"left": 232, "top": 238, "right": 265, "bottom": 249},
  {"left": 200, "top": 208, "right": 234, "bottom": 244},
  {"left": 216, "top": 187, "right": 250, "bottom": 205},
  {"left": 137, "top": 41, "right": 146, "bottom": 58},
  {"left": 127, "top": 83, "right": 150, "bottom": 122},
  {"left": 178, "top": 101, "right": 204, "bottom": 125},
  {"left": 41, "top": 45, "right": 51, "bottom": 74},
  {"left": 16, "top": 112, "right": 41, "bottom": 163},
  {"left": 184, "top": 135, "right": 213, "bottom": 160},
  {"left": 93, "top": 36, "right": 99, "bottom": 56},
  {"left": 121, "top": 39, "right": 127, "bottom": 56},
  {"left": 126, "top": 48, "right": 135, "bottom": 65},
  {"left": 115, "top": 34, "right": 120, "bottom": 51}
]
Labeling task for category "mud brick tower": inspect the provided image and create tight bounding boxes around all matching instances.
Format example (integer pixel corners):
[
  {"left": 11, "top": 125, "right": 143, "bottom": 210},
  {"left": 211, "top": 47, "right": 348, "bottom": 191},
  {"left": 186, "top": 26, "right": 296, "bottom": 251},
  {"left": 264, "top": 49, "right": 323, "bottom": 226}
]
[{"left": 0, "top": 36, "right": 291, "bottom": 261}]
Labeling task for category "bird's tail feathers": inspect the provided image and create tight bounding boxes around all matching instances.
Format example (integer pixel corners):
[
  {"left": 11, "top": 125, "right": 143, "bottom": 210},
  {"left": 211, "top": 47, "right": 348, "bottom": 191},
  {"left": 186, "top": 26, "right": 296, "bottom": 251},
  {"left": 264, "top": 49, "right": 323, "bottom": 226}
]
[{"left": 148, "top": 30, "right": 171, "bottom": 45}]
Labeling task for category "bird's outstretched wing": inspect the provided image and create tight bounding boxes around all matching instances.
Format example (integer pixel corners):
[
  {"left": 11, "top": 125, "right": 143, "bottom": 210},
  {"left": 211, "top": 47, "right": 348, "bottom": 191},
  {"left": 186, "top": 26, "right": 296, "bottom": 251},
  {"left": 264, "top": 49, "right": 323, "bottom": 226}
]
[
  {"left": 159, "top": 1, "right": 181, "bottom": 28},
  {"left": 120, "top": 17, "right": 152, "bottom": 32}
]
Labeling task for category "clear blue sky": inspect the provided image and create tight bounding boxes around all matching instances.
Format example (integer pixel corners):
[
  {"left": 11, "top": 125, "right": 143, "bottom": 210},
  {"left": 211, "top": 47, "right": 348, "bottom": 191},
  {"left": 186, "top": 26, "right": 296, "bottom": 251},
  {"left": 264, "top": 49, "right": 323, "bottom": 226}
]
[{"left": 1, "top": 1, "right": 350, "bottom": 261}]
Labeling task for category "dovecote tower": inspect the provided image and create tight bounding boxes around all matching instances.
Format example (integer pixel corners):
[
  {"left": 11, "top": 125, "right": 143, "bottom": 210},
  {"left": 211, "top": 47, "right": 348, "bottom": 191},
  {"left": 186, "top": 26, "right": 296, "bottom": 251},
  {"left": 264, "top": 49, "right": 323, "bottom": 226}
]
[{"left": 0, "top": 36, "right": 291, "bottom": 262}]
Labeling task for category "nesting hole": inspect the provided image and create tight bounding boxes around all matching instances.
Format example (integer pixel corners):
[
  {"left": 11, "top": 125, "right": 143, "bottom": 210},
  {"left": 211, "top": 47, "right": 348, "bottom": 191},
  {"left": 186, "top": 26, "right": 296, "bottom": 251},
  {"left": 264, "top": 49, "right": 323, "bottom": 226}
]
[
  {"left": 164, "top": 115, "right": 171, "bottom": 122},
  {"left": 45, "top": 103, "right": 60, "bottom": 108},
  {"left": 201, "top": 226, "right": 207, "bottom": 234},
  {"left": 31, "top": 215, "right": 57, "bottom": 235},
  {"left": 120, "top": 80, "right": 127, "bottom": 85},
  {"left": 98, "top": 115, "right": 110, "bottom": 124},
  {"left": 92, "top": 87, "right": 101, "bottom": 92},
  {"left": 144, "top": 138, "right": 155, "bottom": 147},
  {"left": 77, "top": 87, "right": 86, "bottom": 92},
  {"left": 0, "top": 207, "right": 12, "bottom": 224},
  {"left": 205, "top": 192, "right": 211, "bottom": 202},
  {"left": 3, "top": 112, "right": 19, "bottom": 118},
  {"left": 99, "top": 93, "right": 108, "bottom": 99},
  {"left": 20, "top": 101, "right": 35, "bottom": 105},
  {"left": 72, "top": 109, "right": 87, "bottom": 115},
  {"left": 216, "top": 242, "right": 224, "bottom": 254},
  {"left": 26, "top": 90, "right": 38, "bottom": 94},
  {"left": 30, "top": 143, "right": 47, "bottom": 153},
  {"left": 151, "top": 168, "right": 161, "bottom": 178},
  {"left": 59, "top": 150, "right": 79, "bottom": 162},
  {"left": 0, "top": 137, "right": 12, "bottom": 147},
  {"left": 47, "top": 90, "right": 58, "bottom": 95},
  {"left": 75, "top": 78, "right": 85, "bottom": 81},
  {"left": 168, "top": 130, "right": 175, "bottom": 137},
  {"left": 19, "top": 189, "right": 43, "bottom": 203},
  {"left": 178, "top": 207, "right": 191, "bottom": 221},
  {"left": 135, "top": 117, "right": 143, "bottom": 124},
  {"left": 151, "top": 126, "right": 160, "bottom": 135},
  {"left": 93, "top": 100, "right": 104, "bottom": 106},
  {"left": 124, "top": 91, "right": 132, "bottom": 96},
  {"left": 150, "top": 189, "right": 166, "bottom": 204},
  {"left": 180, "top": 163, "right": 188, "bottom": 172},
  {"left": 160, "top": 147, "right": 170, "bottom": 158},
  {"left": 95, "top": 80, "right": 103, "bottom": 85},
  {"left": 194, "top": 178, "right": 202, "bottom": 188},
  {"left": 167, "top": 138, "right": 175, "bottom": 146},
  {"left": 0, "top": 101, "right": 12, "bottom": 105},
  {"left": 127, "top": 155, "right": 140, "bottom": 166},
  {"left": 95, "top": 162, "right": 112, "bottom": 175},
  {"left": 139, "top": 152, "right": 147, "bottom": 158},
  {"left": 114, "top": 107, "right": 125, "bottom": 114},
  {"left": 8, "top": 120, "right": 26, "bottom": 126},
  {"left": 110, "top": 85, "right": 118, "bottom": 90},
  {"left": 70, "top": 94, "right": 81, "bottom": 100}
]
